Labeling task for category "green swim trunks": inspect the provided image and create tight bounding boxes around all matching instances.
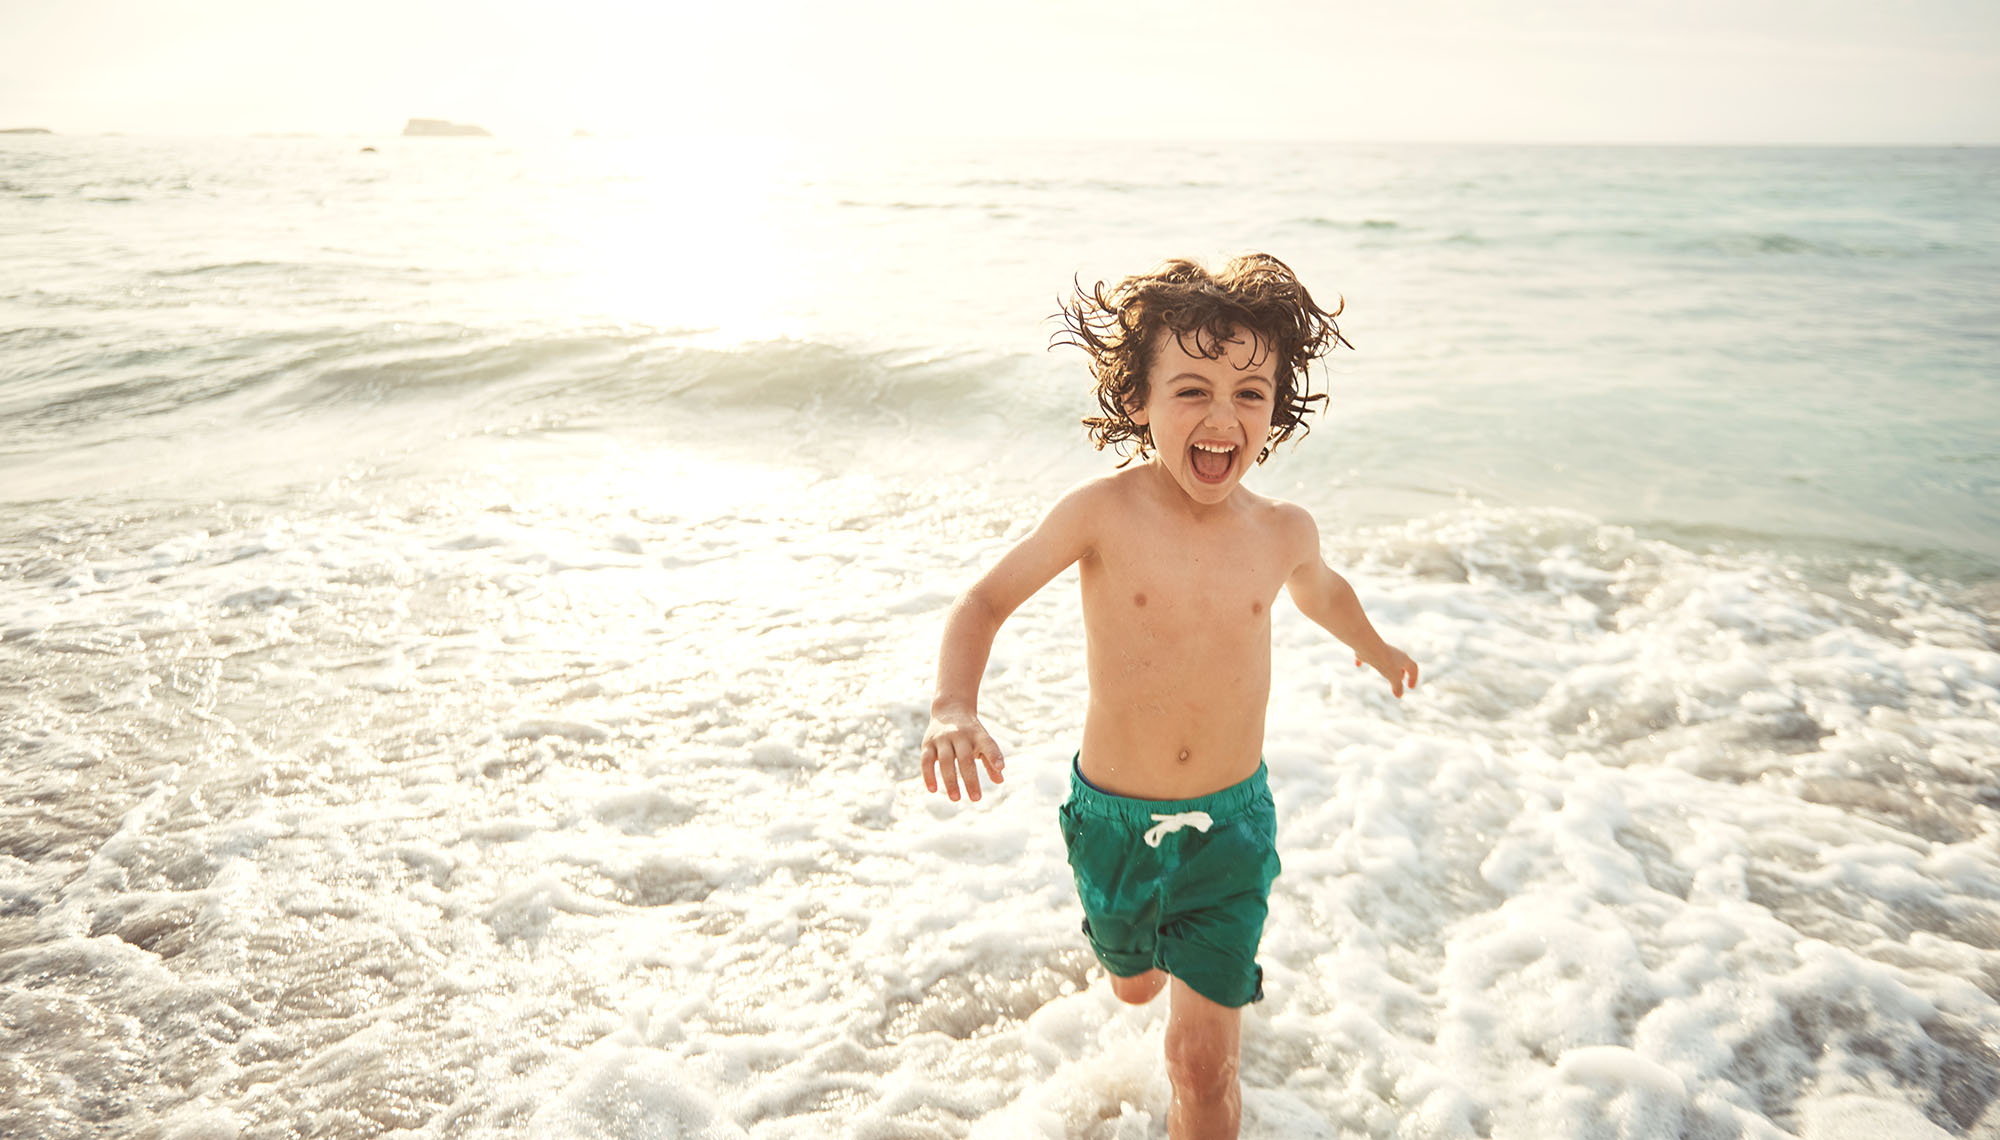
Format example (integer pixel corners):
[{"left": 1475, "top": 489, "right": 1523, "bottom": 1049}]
[{"left": 1059, "top": 758, "right": 1281, "bottom": 1008}]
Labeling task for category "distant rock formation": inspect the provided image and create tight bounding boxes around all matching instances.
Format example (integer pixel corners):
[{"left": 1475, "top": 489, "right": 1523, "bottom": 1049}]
[
  {"left": 402, "top": 118, "right": 490, "bottom": 138},
  {"left": 0, "top": 127, "right": 54, "bottom": 134}
]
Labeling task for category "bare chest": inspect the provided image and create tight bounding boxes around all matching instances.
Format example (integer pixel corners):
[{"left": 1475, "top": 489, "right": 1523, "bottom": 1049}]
[{"left": 1079, "top": 515, "right": 1290, "bottom": 631}]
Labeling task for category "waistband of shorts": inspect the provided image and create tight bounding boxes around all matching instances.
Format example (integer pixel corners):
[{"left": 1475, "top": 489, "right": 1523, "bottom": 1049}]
[{"left": 1066, "top": 755, "right": 1269, "bottom": 825}]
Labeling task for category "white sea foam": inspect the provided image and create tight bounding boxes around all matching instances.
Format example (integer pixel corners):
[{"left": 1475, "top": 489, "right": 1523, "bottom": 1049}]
[
  {"left": 4, "top": 136, "right": 1998, "bottom": 1137},
  {"left": 1, "top": 443, "right": 1994, "bottom": 1137}
]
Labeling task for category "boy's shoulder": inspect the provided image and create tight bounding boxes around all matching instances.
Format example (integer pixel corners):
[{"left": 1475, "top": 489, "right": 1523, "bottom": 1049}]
[
  {"left": 1047, "top": 466, "right": 1147, "bottom": 515},
  {"left": 1052, "top": 468, "right": 1320, "bottom": 552},
  {"left": 1256, "top": 491, "right": 1320, "bottom": 534},
  {"left": 1236, "top": 489, "right": 1323, "bottom": 557}
]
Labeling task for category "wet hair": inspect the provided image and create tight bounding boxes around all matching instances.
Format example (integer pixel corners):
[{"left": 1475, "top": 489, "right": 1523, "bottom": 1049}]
[{"left": 1052, "top": 253, "right": 1350, "bottom": 464}]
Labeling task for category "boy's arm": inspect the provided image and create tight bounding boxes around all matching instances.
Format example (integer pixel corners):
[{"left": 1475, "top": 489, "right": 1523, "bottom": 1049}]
[
  {"left": 1281, "top": 507, "right": 1419, "bottom": 698},
  {"left": 921, "top": 483, "right": 1100, "bottom": 802}
]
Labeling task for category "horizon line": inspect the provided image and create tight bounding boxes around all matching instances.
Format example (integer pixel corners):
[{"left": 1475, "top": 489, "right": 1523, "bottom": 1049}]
[{"left": 6, "top": 128, "right": 2000, "bottom": 149}]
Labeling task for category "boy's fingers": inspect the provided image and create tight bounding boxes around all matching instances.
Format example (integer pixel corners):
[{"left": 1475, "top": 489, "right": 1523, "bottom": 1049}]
[
  {"left": 937, "top": 739, "right": 964, "bottom": 800},
  {"left": 926, "top": 731, "right": 1003, "bottom": 803},
  {"left": 976, "top": 734, "right": 1006, "bottom": 781},
  {"left": 1408, "top": 661, "right": 1420, "bottom": 689}
]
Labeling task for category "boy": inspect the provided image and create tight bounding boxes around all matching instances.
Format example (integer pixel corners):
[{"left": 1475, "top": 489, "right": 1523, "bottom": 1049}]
[{"left": 919, "top": 254, "right": 1418, "bottom": 1139}]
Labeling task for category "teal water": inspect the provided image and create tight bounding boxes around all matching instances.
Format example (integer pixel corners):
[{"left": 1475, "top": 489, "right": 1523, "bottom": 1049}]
[
  {"left": 2, "top": 135, "right": 1997, "bottom": 1139},
  {"left": 4, "top": 137, "right": 1996, "bottom": 578}
]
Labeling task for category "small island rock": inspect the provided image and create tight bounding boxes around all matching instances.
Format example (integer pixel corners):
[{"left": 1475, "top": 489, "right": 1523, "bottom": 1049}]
[{"left": 402, "top": 118, "right": 491, "bottom": 138}]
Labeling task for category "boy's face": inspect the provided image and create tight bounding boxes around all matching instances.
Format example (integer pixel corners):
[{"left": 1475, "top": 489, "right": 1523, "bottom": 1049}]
[{"left": 1130, "top": 326, "right": 1278, "bottom": 507}]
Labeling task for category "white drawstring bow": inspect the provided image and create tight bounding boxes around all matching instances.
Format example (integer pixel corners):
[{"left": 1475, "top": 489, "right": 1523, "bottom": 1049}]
[{"left": 1142, "top": 810, "right": 1214, "bottom": 848}]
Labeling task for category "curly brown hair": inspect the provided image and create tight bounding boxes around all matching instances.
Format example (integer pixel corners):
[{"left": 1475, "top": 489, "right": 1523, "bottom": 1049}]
[{"left": 1052, "top": 253, "right": 1350, "bottom": 464}]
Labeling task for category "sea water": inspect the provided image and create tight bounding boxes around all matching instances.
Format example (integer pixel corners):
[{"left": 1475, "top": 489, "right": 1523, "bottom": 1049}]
[{"left": 1, "top": 135, "right": 1996, "bottom": 1139}]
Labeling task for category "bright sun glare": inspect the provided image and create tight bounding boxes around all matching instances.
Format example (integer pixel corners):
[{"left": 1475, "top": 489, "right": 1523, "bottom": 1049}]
[{"left": 537, "top": 137, "right": 814, "bottom": 337}]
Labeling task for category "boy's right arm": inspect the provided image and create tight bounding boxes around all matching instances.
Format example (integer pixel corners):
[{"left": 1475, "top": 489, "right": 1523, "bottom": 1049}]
[{"left": 921, "top": 483, "right": 1099, "bottom": 803}]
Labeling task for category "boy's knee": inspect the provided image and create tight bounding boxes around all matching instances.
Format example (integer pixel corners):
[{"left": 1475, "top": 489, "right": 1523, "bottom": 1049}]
[
  {"left": 1164, "top": 1030, "right": 1240, "bottom": 1100},
  {"left": 1109, "top": 969, "right": 1166, "bottom": 1005}
]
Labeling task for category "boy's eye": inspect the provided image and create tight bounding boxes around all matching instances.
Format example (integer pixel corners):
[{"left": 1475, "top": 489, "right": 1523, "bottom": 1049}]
[{"left": 1238, "top": 390, "right": 1267, "bottom": 401}]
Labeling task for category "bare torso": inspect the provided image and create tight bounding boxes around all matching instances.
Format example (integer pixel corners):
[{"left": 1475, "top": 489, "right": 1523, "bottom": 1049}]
[{"left": 1075, "top": 464, "right": 1305, "bottom": 799}]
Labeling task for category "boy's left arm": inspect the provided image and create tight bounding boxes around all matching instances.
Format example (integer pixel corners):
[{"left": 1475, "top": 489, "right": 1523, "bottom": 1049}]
[{"left": 1281, "top": 506, "right": 1419, "bottom": 698}]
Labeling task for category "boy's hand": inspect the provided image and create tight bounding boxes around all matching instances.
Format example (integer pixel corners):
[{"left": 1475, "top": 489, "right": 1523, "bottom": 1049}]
[
  {"left": 921, "top": 710, "right": 1006, "bottom": 803},
  {"left": 1355, "top": 645, "right": 1420, "bottom": 699}
]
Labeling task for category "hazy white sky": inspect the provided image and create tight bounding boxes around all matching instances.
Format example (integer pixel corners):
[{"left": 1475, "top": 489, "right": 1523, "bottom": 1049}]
[{"left": 3, "top": 0, "right": 1997, "bottom": 143}]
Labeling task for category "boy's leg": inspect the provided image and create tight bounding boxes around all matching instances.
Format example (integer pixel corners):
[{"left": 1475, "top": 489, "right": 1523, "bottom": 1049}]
[
  {"left": 1108, "top": 967, "right": 1167, "bottom": 1005},
  {"left": 1163, "top": 976, "right": 1243, "bottom": 1139}
]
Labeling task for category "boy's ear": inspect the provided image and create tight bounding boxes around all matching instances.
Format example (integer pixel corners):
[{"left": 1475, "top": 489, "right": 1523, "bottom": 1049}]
[{"left": 1125, "top": 384, "right": 1149, "bottom": 426}]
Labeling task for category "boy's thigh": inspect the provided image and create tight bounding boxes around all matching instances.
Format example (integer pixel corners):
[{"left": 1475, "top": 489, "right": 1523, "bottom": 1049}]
[
  {"left": 1156, "top": 807, "right": 1281, "bottom": 1008},
  {"left": 1068, "top": 861, "right": 1165, "bottom": 979},
  {"left": 1154, "top": 887, "right": 1271, "bottom": 1007},
  {"left": 1164, "top": 974, "right": 1244, "bottom": 1061},
  {"left": 1079, "top": 910, "right": 1161, "bottom": 979},
  {"left": 1062, "top": 803, "right": 1167, "bottom": 977}
]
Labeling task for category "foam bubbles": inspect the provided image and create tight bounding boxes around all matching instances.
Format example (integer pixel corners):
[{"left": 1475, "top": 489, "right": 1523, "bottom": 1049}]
[{"left": 2, "top": 459, "right": 1996, "bottom": 1137}]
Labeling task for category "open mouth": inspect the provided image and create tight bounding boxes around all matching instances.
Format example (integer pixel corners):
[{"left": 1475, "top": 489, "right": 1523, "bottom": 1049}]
[{"left": 1190, "top": 441, "right": 1236, "bottom": 484}]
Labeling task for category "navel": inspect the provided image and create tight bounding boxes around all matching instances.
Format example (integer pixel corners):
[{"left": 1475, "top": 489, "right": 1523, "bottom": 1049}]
[
  {"left": 1177, "top": 749, "right": 1190, "bottom": 764},
  {"left": 1133, "top": 592, "right": 1148, "bottom": 608}
]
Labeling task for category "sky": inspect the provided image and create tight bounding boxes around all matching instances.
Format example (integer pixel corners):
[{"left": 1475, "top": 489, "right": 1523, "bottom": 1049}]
[{"left": 2, "top": 0, "right": 1997, "bottom": 144}]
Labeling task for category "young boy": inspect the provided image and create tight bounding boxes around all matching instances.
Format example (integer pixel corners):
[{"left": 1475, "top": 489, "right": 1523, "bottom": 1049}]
[{"left": 919, "top": 253, "right": 1418, "bottom": 1139}]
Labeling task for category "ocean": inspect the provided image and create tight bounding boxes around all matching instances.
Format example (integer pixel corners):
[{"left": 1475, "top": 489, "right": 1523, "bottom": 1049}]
[{"left": 1, "top": 134, "right": 1996, "bottom": 1139}]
